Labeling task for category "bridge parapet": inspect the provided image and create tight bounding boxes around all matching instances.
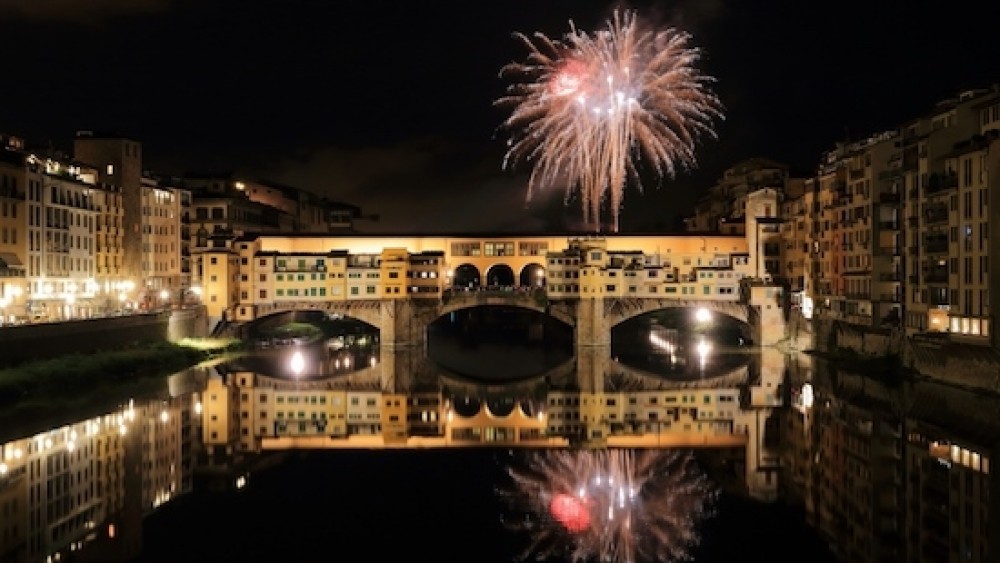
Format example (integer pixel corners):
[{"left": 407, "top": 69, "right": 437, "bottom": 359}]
[
  {"left": 439, "top": 288, "right": 548, "bottom": 316},
  {"left": 252, "top": 299, "right": 385, "bottom": 328},
  {"left": 603, "top": 296, "right": 750, "bottom": 325}
]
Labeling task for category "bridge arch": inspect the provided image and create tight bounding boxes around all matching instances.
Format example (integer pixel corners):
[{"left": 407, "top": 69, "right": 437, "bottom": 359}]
[
  {"left": 451, "top": 264, "right": 481, "bottom": 289},
  {"left": 438, "top": 289, "right": 550, "bottom": 318},
  {"left": 603, "top": 298, "right": 752, "bottom": 329},
  {"left": 485, "top": 264, "right": 515, "bottom": 287},
  {"left": 519, "top": 263, "right": 546, "bottom": 288},
  {"left": 248, "top": 300, "right": 387, "bottom": 332}
]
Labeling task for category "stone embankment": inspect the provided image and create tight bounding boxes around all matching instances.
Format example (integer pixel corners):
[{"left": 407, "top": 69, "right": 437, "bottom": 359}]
[
  {"left": 0, "top": 306, "right": 209, "bottom": 367},
  {"left": 785, "top": 313, "right": 1000, "bottom": 394}
]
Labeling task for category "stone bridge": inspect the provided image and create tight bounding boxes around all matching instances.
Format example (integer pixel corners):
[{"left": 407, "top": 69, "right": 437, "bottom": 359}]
[{"left": 236, "top": 290, "right": 783, "bottom": 348}]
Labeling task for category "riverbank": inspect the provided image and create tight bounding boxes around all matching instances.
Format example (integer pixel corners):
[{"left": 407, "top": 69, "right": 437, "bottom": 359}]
[
  {"left": 0, "top": 338, "right": 239, "bottom": 442},
  {"left": 803, "top": 347, "right": 913, "bottom": 386}
]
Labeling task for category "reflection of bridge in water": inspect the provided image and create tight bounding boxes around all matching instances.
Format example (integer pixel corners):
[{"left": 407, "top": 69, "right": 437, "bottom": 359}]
[{"left": 207, "top": 343, "right": 784, "bottom": 500}]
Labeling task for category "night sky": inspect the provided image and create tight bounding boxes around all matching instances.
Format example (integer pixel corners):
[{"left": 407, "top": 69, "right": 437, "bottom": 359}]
[{"left": 1, "top": 0, "right": 998, "bottom": 233}]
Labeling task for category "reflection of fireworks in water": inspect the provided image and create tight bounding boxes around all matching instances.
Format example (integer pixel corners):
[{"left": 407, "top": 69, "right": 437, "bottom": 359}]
[
  {"left": 499, "top": 448, "right": 717, "bottom": 562},
  {"left": 497, "top": 10, "right": 723, "bottom": 233}
]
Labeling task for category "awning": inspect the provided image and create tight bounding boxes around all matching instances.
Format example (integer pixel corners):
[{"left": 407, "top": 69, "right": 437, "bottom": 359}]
[{"left": 0, "top": 252, "right": 24, "bottom": 268}]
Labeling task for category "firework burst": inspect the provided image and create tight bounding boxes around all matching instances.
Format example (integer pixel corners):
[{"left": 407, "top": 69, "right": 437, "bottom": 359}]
[
  {"left": 497, "top": 10, "right": 723, "bottom": 233},
  {"left": 498, "top": 448, "right": 717, "bottom": 562}
]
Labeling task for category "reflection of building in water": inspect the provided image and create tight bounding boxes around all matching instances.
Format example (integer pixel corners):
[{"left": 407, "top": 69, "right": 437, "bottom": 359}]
[
  {"left": 0, "top": 392, "right": 200, "bottom": 563},
  {"left": 0, "top": 402, "right": 134, "bottom": 563},
  {"left": 544, "top": 385, "right": 777, "bottom": 501},
  {"left": 203, "top": 371, "right": 445, "bottom": 453},
  {"left": 783, "top": 358, "right": 998, "bottom": 563},
  {"left": 206, "top": 342, "right": 784, "bottom": 501}
]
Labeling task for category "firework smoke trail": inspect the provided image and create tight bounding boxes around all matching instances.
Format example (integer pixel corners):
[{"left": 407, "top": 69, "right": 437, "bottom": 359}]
[
  {"left": 498, "top": 448, "right": 718, "bottom": 562},
  {"left": 497, "top": 10, "right": 723, "bottom": 233}
]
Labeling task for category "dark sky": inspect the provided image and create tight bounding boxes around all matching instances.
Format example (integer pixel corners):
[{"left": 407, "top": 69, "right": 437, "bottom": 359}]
[{"left": 1, "top": 0, "right": 998, "bottom": 233}]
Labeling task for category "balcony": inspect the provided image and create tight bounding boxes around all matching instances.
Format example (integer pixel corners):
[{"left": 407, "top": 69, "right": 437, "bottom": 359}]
[
  {"left": 878, "top": 168, "right": 902, "bottom": 182},
  {"left": 925, "top": 172, "right": 958, "bottom": 195},
  {"left": 878, "top": 191, "right": 901, "bottom": 203},
  {"left": 923, "top": 269, "right": 948, "bottom": 283},
  {"left": 923, "top": 238, "right": 949, "bottom": 254},
  {"left": 878, "top": 272, "right": 902, "bottom": 282},
  {"left": 924, "top": 204, "right": 948, "bottom": 224},
  {"left": 0, "top": 187, "right": 24, "bottom": 200},
  {"left": 929, "top": 293, "right": 950, "bottom": 307},
  {"left": 878, "top": 221, "right": 899, "bottom": 230}
]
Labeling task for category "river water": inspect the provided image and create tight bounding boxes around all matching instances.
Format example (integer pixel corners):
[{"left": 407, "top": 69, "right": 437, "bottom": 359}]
[{"left": 1, "top": 309, "right": 995, "bottom": 562}]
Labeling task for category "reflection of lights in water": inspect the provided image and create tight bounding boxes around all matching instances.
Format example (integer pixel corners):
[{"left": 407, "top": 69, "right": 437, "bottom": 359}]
[
  {"left": 648, "top": 330, "right": 679, "bottom": 364},
  {"left": 696, "top": 337, "right": 711, "bottom": 371},
  {"left": 695, "top": 307, "right": 711, "bottom": 323},
  {"left": 290, "top": 351, "right": 305, "bottom": 376},
  {"left": 801, "top": 383, "right": 814, "bottom": 409}
]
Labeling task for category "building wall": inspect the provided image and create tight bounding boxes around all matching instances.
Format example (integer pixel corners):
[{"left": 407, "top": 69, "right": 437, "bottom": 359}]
[{"left": 72, "top": 134, "right": 144, "bottom": 285}]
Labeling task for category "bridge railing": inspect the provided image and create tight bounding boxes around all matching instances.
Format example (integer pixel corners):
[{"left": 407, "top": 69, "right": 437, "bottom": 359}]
[{"left": 441, "top": 286, "right": 548, "bottom": 307}]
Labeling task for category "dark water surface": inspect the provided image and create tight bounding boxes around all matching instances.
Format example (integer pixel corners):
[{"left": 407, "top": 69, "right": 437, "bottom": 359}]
[{"left": 141, "top": 449, "right": 835, "bottom": 563}]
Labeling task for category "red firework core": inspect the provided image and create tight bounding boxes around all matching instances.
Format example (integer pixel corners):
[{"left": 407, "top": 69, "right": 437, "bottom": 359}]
[
  {"left": 549, "top": 60, "right": 586, "bottom": 97},
  {"left": 549, "top": 493, "right": 590, "bottom": 533}
]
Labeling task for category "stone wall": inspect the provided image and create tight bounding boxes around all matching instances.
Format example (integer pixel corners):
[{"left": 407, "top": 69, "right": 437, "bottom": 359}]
[
  {"left": 808, "top": 317, "right": 1000, "bottom": 393},
  {"left": 0, "top": 313, "right": 170, "bottom": 367},
  {"left": 813, "top": 319, "right": 898, "bottom": 357},
  {"left": 0, "top": 308, "right": 210, "bottom": 367},
  {"left": 167, "top": 306, "right": 210, "bottom": 342},
  {"left": 905, "top": 339, "right": 1000, "bottom": 394}
]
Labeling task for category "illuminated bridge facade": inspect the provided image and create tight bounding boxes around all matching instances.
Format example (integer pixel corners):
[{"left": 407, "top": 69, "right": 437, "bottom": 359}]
[{"left": 200, "top": 230, "right": 787, "bottom": 346}]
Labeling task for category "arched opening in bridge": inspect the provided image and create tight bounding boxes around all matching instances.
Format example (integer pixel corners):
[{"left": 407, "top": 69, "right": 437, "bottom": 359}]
[
  {"left": 519, "top": 263, "right": 546, "bottom": 288},
  {"left": 230, "top": 310, "right": 380, "bottom": 379},
  {"left": 610, "top": 308, "right": 752, "bottom": 381},
  {"left": 452, "top": 264, "right": 481, "bottom": 289},
  {"left": 427, "top": 305, "right": 573, "bottom": 381},
  {"left": 485, "top": 264, "right": 515, "bottom": 288}
]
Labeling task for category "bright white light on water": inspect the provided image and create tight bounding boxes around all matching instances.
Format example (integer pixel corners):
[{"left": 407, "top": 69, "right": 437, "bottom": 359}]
[
  {"left": 801, "top": 383, "right": 814, "bottom": 409},
  {"left": 290, "top": 351, "right": 305, "bottom": 376}
]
